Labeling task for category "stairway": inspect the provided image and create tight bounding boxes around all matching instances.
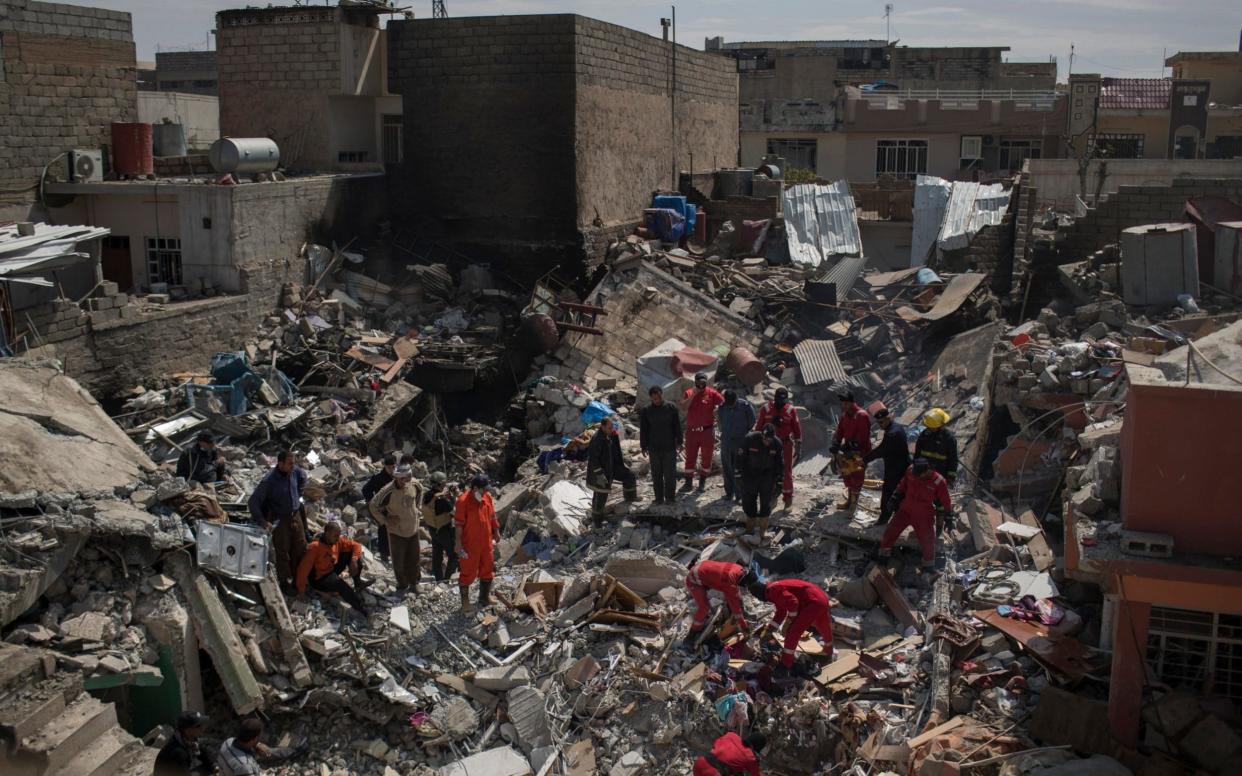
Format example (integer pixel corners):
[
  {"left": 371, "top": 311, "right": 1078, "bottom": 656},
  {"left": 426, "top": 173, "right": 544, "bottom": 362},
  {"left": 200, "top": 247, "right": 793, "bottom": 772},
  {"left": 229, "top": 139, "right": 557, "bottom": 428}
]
[{"left": 0, "top": 643, "right": 158, "bottom": 776}]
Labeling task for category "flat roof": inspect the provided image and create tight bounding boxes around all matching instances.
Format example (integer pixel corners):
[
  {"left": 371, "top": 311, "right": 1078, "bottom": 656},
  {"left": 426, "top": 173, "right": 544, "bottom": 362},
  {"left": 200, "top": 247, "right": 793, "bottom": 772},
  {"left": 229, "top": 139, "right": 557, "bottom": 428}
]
[
  {"left": 45, "top": 171, "right": 383, "bottom": 196},
  {"left": 1166, "top": 51, "right": 1242, "bottom": 65}
]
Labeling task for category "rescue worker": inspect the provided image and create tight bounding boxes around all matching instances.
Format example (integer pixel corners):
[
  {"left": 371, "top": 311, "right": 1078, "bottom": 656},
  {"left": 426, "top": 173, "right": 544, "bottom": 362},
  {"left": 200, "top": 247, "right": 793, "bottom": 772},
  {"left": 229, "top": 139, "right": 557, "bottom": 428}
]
[
  {"left": 639, "top": 385, "right": 682, "bottom": 504},
  {"left": 361, "top": 453, "right": 397, "bottom": 562},
  {"left": 156, "top": 710, "right": 210, "bottom": 775},
  {"left": 748, "top": 577, "right": 834, "bottom": 671},
  {"left": 686, "top": 559, "right": 757, "bottom": 635},
  {"left": 915, "top": 408, "right": 958, "bottom": 484},
  {"left": 693, "top": 732, "right": 766, "bottom": 776},
  {"left": 753, "top": 388, "right": 802, "bottom": 508},
  {"left": 176, "top": 431, "right": 228, "bottom": 486},
  {"left": 718, "top": 389, "right": 757, "bottom": 504},
  {"left": 455, "top": 474, "right": 500, "bottom": 613},
  {"left": 830, "top": 391, "right": 871, "bottom": 513},
  {"left": 368, "top": 465, "right": 422, "bottom": 593},
  {"left": 586, "top": 417, "right": 638, "bottom": 520},
  {"left": 863, "top": 408, "right": 910, "bottom": 524},
  {"left": 734, "top": 426, "right": 784, "bottom": 535},
  {"left": 248, "top": 450, "right": 309, "bottom": 594},
  {"left": 216, "top": 718, "right": 264, "bottom": 776},
  {"left": 877, "top": 457, "right": 952, "bottom": 574},
  {"left": 422, "top": 471, "right": 458, "bottom": 582},
  {"left": 295, "top": 521, "right": 370, "bottom": 614},
  {"left": 679, "top": 372, "right": 725, "bottom": 491}
]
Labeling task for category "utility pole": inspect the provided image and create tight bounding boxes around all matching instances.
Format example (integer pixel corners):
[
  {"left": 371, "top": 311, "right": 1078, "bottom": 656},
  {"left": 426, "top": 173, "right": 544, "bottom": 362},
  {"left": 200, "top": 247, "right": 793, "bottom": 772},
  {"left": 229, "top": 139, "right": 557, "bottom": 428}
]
[
  {"left": 432, "top": 0, "right": 447, "bottom": 18},
  {"left": 1068, "top": 42, "right": 1074, "bottom": 77},
  {"left": 884, "top": 4, "right": 893, "bottom": 44}
]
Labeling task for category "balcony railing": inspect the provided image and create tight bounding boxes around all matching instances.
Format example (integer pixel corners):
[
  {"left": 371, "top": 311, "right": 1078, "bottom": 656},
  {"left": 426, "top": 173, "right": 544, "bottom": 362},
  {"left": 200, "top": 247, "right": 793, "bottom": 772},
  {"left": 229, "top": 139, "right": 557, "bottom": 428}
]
[{"left": 859, "top": 89, "right": 1060, "bottom": 111}]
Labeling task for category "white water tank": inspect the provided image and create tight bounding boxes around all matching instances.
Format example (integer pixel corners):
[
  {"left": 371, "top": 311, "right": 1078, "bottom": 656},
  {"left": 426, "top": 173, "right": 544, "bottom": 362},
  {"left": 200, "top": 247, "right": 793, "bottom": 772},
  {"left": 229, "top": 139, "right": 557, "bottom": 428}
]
[{"left": 209, "top": 137, "right": 280, "bottom": 174}]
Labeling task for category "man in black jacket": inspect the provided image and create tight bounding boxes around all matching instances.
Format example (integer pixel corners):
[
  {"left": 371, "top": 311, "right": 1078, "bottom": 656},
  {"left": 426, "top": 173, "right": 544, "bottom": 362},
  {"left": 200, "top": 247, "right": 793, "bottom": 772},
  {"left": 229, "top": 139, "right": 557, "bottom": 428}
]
[
  {"left": 176, "top": 431, "right": 228, "bottom": 485},
  {"left": 864, "top": 408, "right": 910, "bottom": 524},
  {"left": 586, "top": 417, "right": 637, "bottom": 520},
  {"left": 421, "top": 471, "right": 458, "bottom": 582},
  {"left": 915, "top": 408, "right": 958, "bottom": 484},
  {"left": 734, "top": 425, "right": 785, "bottom": 535},
  {"left": 361, "top": 453, "right": 397, "bottom": 562},
  {"left": 639, "top": 385, "right": 682, "bottom": 504},
  {"left": 156, "top": 710, "right": 210, "bottom": 775}
]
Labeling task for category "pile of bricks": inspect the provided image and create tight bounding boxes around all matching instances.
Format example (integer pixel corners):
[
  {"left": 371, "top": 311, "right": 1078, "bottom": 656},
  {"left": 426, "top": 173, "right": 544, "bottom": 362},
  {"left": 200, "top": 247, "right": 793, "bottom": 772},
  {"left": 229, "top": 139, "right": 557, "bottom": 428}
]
[{"left": 85, "top": 281, "right": 136, "bottom": 324}]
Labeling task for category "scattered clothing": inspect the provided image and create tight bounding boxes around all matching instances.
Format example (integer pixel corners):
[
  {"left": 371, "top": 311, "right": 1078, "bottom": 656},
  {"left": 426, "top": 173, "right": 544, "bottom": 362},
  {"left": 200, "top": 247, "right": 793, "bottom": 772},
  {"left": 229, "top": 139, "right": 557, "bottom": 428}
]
[{"left": 693, "top": 732, "right": 763, "bottom": 776}]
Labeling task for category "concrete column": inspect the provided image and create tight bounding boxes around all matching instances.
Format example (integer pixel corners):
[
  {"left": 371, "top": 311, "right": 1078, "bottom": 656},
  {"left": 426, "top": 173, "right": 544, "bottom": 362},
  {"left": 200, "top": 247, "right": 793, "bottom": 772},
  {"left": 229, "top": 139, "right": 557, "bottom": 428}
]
[
  {"left": 1108, "top": 598, "right": 1151, "bottom": 748},
  {"left": 1099, "top": 594, "right": 1118, "bottom": 652},
  {"left": 141, "top": 595, "right": 204, "bottom": 713}
]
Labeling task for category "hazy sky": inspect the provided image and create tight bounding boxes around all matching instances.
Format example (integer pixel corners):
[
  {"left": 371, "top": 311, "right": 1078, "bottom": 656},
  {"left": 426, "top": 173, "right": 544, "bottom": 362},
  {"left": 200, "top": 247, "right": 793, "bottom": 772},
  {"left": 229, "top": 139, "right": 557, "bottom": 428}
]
[{"left": 70, "top": 0, "right": 1241, "bottom": 79}]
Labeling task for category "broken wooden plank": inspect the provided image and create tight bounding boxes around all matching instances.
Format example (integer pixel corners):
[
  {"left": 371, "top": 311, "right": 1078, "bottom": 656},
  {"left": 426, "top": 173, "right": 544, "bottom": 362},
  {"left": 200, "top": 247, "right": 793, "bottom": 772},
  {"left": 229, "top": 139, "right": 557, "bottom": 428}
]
[
  {"left": 258, "top": 572, "right": 313, "bottom": 688},
  {"left": 907, "top": 715, "right": 966, "bottom": 748},
  {"left": 816, "top": 651, "right": 861, "bottom": 684},
  {"left": 866, "top": 566, "right": 920, "bottom": 630}
]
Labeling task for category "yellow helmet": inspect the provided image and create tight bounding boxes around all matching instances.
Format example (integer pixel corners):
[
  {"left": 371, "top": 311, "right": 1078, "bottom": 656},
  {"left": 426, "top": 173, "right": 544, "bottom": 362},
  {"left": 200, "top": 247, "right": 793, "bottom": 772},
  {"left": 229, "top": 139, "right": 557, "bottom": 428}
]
[{"left": 923, "top": 408, "right": 950, "bottom": 429}]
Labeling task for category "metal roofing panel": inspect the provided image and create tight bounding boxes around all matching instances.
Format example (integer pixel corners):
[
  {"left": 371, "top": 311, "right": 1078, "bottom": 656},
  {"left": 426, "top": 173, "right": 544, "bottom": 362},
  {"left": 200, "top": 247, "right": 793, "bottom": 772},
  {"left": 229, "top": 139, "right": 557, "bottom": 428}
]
[
  {"left": 783, "top": 181, "right": 863, "bottom": 268},
  {"left": 793, "top": 338, "right": 847, "bottom": 385},
  {"left": 0, "top": 223, "right": 109, "bottom": 278},
  {"left": 912, "top": 174, "right": 951, "bottom": 265},
  {"left": 937, "top": 182, "right": 1010, "bottom": 251},
  {"left": 817, "top": 255, "right": 867, "bottom": 302}
]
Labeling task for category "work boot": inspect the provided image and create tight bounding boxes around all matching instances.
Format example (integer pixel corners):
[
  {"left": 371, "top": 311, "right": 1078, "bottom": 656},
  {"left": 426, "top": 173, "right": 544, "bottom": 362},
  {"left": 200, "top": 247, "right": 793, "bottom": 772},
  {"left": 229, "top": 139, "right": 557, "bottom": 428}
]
[
  {"left": 459, "top": 585, "right": 474, "bottom": 614},
  {"left": 696, "top": 476, "right": 706, "bottom": 492},
  {"left": 623, "top": 485, "right": 639, "bottom": 503},
  {"left": 680, "top": 476, "right": 694, "bottom": 492},
  {"left": 478, "top": 580, "right": 492, "bottom": 608},
  {"left": 782, "top": 494, "right": 793, "bottom": 509},
  {"left": 846, "top": 490, "right": 860, "bottom": 515},
  {"left": 835, "top": 493, "right": 852, "bottom": 510}
]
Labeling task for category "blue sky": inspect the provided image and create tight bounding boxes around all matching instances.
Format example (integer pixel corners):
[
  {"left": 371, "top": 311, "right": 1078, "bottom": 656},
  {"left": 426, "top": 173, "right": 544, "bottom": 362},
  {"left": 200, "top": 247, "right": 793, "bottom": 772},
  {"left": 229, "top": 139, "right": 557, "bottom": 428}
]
[{"left": 74, "top": 0, "right": 1241, "bottom": 80}]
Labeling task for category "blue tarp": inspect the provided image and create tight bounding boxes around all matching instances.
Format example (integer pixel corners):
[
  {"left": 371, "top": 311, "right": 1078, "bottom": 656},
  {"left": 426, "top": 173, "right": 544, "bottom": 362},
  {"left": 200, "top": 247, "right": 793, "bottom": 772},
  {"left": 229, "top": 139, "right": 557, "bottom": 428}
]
[
  {"left": 580, "top": 400, "right": 614, "bottom": 426},
  {"left": 643, "top": 208, "right": 685, "bottom": 243}
]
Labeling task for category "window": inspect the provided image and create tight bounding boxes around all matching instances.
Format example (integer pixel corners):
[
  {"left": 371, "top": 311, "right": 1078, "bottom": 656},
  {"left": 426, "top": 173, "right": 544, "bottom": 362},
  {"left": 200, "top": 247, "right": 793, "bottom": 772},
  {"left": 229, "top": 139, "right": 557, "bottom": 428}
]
[
  {"left": 192, "top": 79, "right": 216, "bottom": 89},
  {"left": 382, "top": 114, "right": 403, "bottom": 165},
  {"left": 337, "top": 151, "right": 369, "bottom": 163},
  {"left": 1183, "top": 94, "right": 1198, "bottom": 107},
  {"left": 960, "top": 136, "right": 983, "bottom": 160},
  {"left": 767, "top": 138, "right": 817, "bottom": 173},
  {"left": 1147, "top": 607, "right": 1242, "bottom": 703},
  {"left": 875, "top": 139, "right": 927, "bottom": 179},
  {"left": 145, "top": 237, "right": 182, "bottom": 286},
  {"left": 998, "top": 139, "right": 1042, "bottom": 170},
  {"left": 1209, "top": 136, "right": 1242, "bottom": 159},
  {"left": 1096, "top": 133, "right": 1145, "bottom": 159}
]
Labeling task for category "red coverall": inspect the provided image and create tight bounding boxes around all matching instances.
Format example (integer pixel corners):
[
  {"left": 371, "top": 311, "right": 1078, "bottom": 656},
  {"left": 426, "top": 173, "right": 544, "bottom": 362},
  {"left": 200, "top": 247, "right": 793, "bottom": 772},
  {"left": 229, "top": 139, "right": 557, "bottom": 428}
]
[
  {"left": 454, "top": 491, "right": 498, "bottom": 586},
  {"left": 879, "top": 466, "right": 951, "bottom": 564},
  {"left": 767, "top": 578, "right": 833, "bottom": 668},
  {"left": 754, "top": 402, "right": 802, "bottom": 503},
  {"left": 833, "top": 405, "right": 872, "bottom": 492},
  {"left": 686, "top": 560, "right": 748, "bottom": 630},
  {"left": 683, "top": 387, "right": 725, "bottom": 479},
  {"left": 692, "top": 732, "right": 763, "bottom": 776}
]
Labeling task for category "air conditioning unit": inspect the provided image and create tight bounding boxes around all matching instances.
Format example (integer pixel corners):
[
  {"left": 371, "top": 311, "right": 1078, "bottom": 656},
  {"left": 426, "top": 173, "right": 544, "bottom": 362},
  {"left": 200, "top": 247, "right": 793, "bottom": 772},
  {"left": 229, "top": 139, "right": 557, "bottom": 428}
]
[
  {"left": 69, "top": 149, "right": 103, "bottom": 183},
  {"left": 960, "top": 135, "right": 984, "bottom": 160}
]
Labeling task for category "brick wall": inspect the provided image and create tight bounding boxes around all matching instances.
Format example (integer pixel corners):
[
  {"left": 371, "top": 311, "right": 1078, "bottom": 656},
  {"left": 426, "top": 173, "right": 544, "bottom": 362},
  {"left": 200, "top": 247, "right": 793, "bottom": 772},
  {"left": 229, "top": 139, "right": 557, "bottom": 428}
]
[{"left": 0, "top": 0, "right": 136, "bottom": 219}]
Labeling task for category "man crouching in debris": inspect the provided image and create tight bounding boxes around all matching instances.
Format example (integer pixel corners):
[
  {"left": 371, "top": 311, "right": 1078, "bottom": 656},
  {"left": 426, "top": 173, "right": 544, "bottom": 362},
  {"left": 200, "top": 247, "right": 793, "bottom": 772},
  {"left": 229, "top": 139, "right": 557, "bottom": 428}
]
[
  {"left": 876, "top": 457, "right": 952, "bottom": 578},
  {"left": 686, "top": 559, "right": 757, "bottom": 637},
  {"left": 176, "top": 430, "right": 228, "bottom": 486},
  {"left": 455, "top": 474, "right": 500, "bottom": 613},
  {"left": 295, "top": 521, "right": 371, "bottom": 616},
  {"left": 734, "top": 425, "right": 784, "bottom": 536},
  {"left": 248, "top": 450, "right": 309, "bottom": 594},
  {"left": 422, "top": 471, "right": 459, "bottom": 583},
  {"left": 586, "top": 416, "right": 638, "bottom": 519},
  {"left": 693, "top": 731, "right": 766, "bottom": 776},
  {"left": 748, "top": 576, "right": 833, "bottom": 674},
  {"left": 369, "top": 465, "right": 422, "bottom": 594}
]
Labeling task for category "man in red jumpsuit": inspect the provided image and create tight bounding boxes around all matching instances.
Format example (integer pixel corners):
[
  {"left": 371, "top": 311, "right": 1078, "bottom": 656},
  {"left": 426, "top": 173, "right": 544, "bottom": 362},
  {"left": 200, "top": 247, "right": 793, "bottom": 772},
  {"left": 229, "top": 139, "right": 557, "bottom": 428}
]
[
  {"left": 878, "top": 457, "right": 951, "bottom": 572},
  {"left": 830, "top": 390, "right": 871, "bottom": 513},
  {"left": 693, "top": 732, "right": 765, "bottom": 776},
  {"left": 454, "top": 474, "right": 500, "bottom": 613},
  {"left": 753, "top": 387, "right": 802, "bottom": 508},
  {"left": 686, "top": 559, "right": 757, "bottom": 634},
  {"left": 679, "top": 372, "right": 725, "bottom": 492},
  {"left": 748, "top": 577, "right": 833, "bottom": 670}
]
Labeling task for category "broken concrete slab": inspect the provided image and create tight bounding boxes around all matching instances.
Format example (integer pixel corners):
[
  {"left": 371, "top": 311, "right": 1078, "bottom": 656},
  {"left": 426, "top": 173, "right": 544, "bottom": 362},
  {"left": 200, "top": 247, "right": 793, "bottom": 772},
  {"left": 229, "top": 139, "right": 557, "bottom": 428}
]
[
  {"left": 438, "top": 746, "right": 532, "bottom": 776},
  {"left": 258, "top": 573, "right": 313, "bottom": 688},
  {"left": 609, "top": 749, "right": 646, "bottom": 776},
  {"left": 603, "top": 551, "right": 684, "bottom": 597},
  {"left": 507, "top": 686, "right": 552, "bottom": 754},
  {"left": 0, "top": 522, "right": 87, "bottom": 628},
  {"left": 472, "top": 665, "right": 531, "bottom": 692}
]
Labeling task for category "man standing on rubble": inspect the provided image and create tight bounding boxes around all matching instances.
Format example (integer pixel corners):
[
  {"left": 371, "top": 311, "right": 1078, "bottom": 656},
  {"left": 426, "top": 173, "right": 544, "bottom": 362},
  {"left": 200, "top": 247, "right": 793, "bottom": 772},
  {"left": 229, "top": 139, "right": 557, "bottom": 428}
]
[
  {"left": 693, "top": 732, "right": 766, "bottom": 776},
  {"left": 422, "top": 471, "right": 458, "bottom": 583},
  {"left": 735, "top": 425, "right": 784, "bottom": 535},
  {"left": 368, "top": 465, "right": 422, "bottom": 594},
  {"left": 639, "top": 386, "right": 681, "bottom": 505},
  {"left": 915, "top": 408, "right": 958, "bottom": 485},
  {"left": 176, "top": 431, "right": 228, "bottom": 486},
  {"left": 877, "top": 457, "right": 952, "bottom": 576},
  {"left": 830, "top": 391, "right": 871, "bottom": 514},
  {"left": 718, "top": 389, "right": 757, "bottom": 504},
  {"left": 679, "top": 372, "right": 725, "bottom": 492},
  {"left": 587, "top": 417, "right": 638, "bottom": 519},
  {"left": 295, "top": 520, "right": 371, "bottom": 615},
  {"left": 754, "top": 388, "right": 802, "bottom": 508},
  {"left": 864, "top": 408, "right": 909, "bottom": 524},
  {"left": 455, "top": 474, "right": 500, "bottom": 613},
  {"left": 361, "top": 453, "right": 397, "bottom": 562},
  {"left": 248, "top": 450, "right": 309, "bottom": 594},
  {"left": 748, "top": 577, "right": 833, "bottom": 672},
  {"left": 686, "top": 559, "right": 756, "bottom": 636}
]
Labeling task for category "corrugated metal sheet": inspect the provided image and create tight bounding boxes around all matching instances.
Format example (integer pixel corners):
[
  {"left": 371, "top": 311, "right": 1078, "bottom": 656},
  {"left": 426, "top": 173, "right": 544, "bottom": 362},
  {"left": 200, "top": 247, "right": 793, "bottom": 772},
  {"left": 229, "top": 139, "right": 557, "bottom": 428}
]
[
  {"left": 783, "top": 181, "right": 863, "bottom": 268},
  {"left": 793, "top": 338, "right": 847, "bottom": 385},
  {"left": 0, "top": 223, "right": 109, "bottom": 278},
  {"left": 938, "top": 182, "right": 1010, "bottom": 251},
  {"left": 911, "top": 175, "right": 951, "bottom": 266},
  {"left": 817, "top": 255, "right": 867, "bottom": 302},
  {"left": 896, "top": 272, "right": 987, "bottom": 321}
]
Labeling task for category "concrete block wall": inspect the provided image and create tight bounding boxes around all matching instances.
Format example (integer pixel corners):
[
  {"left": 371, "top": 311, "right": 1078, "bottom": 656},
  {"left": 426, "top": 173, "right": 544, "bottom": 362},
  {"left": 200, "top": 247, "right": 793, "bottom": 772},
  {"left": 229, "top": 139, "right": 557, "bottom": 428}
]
[{"left": 0, "top": 0, "right": 137, "bottom": 219}]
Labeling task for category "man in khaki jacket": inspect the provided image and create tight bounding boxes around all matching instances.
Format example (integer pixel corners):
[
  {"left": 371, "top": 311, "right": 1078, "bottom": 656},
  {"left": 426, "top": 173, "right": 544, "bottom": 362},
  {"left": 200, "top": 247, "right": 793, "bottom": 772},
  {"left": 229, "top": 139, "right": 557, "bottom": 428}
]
[{"left": 368, "top": 465, "right": 422, "bottom": 593}]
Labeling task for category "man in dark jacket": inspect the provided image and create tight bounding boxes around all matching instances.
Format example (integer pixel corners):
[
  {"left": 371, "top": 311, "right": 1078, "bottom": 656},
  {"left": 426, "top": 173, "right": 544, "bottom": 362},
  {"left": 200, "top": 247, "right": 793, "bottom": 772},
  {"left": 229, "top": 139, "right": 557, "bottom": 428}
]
[
  {"left": 639, "top": 385, "right": 681, "bottom": 504},
  {"left": 915, "top": 408, "right": 958, "bottom": 484},
  {"left": 176, "top": 431, "right": 228, "bottom": 486},
  {"left": 361, "top": 453, "right": 397, "bottom": 561},
  {"left": 248, "top": 450, "right": 309, "bottom": 593},
  {"left": 156, "top": 710, "right": 210, "bottom": 775},
  {"left": 586, "top": 417, "right": 637, "bottom": 520},
  {"left": 422, "top": 471, "right": 458, "bottom": 582},
  {"left": 864, "top": 408, "right": 910, "bottom": 524},
  {"left": 734, "top": 425, "right": 784, "bottom": 535},
  {"left": 718, "top": 389, "right": 757, "bottom": 504}
]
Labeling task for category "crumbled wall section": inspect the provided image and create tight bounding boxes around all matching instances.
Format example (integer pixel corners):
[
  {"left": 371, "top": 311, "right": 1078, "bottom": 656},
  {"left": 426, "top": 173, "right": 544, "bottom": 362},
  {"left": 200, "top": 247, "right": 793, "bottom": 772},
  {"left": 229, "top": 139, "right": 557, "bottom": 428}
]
[{"left": 0, "top": 0, "right": 137, "bottom": 217}]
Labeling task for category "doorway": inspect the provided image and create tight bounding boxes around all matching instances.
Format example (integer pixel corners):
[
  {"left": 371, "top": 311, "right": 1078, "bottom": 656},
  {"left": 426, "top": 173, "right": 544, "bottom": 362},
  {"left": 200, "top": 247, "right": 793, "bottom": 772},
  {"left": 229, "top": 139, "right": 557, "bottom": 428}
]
[{"left": 101, "top": 235, "right": 133, "bottom": 292}]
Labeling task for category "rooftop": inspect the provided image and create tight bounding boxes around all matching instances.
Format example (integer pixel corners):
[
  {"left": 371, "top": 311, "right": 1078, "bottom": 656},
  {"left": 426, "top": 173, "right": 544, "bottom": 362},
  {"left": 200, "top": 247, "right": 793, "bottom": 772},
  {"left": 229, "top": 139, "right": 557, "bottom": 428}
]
[
  {"left": 1165, "top": 50, "right": 1242, "bottom": 65},
  {"left": 1099, "top": 77, "right": 1170, "bottom": 110}
]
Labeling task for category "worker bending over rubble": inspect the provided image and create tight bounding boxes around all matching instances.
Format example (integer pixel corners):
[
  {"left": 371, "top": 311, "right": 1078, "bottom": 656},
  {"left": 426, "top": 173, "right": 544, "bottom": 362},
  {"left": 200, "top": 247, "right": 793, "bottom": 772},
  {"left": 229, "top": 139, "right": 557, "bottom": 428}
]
[
  {"left": 748, "top": 577, "right": 834, "bottom": 670},
  {"left": 693, "top": 731, "right": 766, "bottom": 776},
  {"left": 361, "top": 453, "right": 397, "bottom": 562},
  {"left": 877, "top": 457, "right": 952, "bottom": 574},
  {"left": 734, "top": 425, "right": 784, "bottom": 535},
  {"left": 830, "top": 390, "right": 871, "bottom": 514},
  {"left": 369, "top": 465, "right": 423, "bottom": 594},
  {"left": 754, "top": 388, "right": 801, "bottom": 508},
  {"left": 686, "top": 559, "right": 758, "bottom": 635},
  {"left": 156, "top": 710, "right": 210, "bottom": 774},
  {"left": 639, "top": 385, "right": 682, "bottom": 504},
  {"left": 422, "top": 471, "right": 458, "bottom": 582},
  {"left": 248, "top": 450, "right": 309, "bottom": 594},
  {"left": 718, "top": 389, "right": 757, "bottom": 504},
  {"left": 915, "top": 408, "right": 958, "bottom": 484},
  {"left": 455, "top": 474, "right": 499, "bottom": 613},
  {"left": 176, "top": 431, "right": 228, "bottom": 486},
  {"left": 864, "top": 408, "right": 910, "bottom": 524},
  {"left": 679, "top": 372, "right": 725, "bottom": 492},
  {"left": 296, "top": 521, "right": 371, "bottom": 615},
  {"left": 587, "top": 417, "right": 637, "bottom": 519}
]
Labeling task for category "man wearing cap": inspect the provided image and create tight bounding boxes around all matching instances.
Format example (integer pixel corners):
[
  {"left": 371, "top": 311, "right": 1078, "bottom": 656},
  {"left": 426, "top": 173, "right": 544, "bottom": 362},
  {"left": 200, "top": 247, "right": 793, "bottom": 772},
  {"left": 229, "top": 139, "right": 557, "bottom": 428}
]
[
  {"left": 368, "top": 465, "right": 423, "bottom": 593},
  {"left": 422, "top": 471, "right": 459, "bottom": 582},
  {"left": 754, "top": 387, "right": 802, "bottom": 508},
  {"left": 156, "top": 710, "right": 210, "bottom": 774},
  {"left": 361, "top": 453, "right": 398, "bottom": 562},
  {"left": 295, "top": 521, "right": 370, "bottom": 614},
  {"left": 176, "top": 431, "right": 228, "bottom": 486},
  {"left": 693, "top": 731, "right": 766, "bottom": 776},
  {"left": 686, "top": 559, "right": 756, "bottom": 636},
  {"left": 639, "top": 386, "right": 681, "bottom": 505},
  {"left": 455, "top": 474, "right": 500, "bottom": 613},
  {"left": 864, "top": 408, "right": 910, "bottom": 524},
  {"left": 678, "top": 372, "right": 725, "bottom": 492},
  {"left": 248, "top": 450, "right": 309, "bottom": 593},
  {"left": 734, "top": 426, "right": 784, "bottom": 535},
  {"left": 718, "top": 389, "right": 757, "bottom": 504},
  {"left": 830, "top": 391, "right": 871, "bottom": 514},
  {"left": 915, "top": 408, "right": 958, "bottom": 484},
  {"left": 587, "top": 417, "right": 638, "bottom": 519},
  {"left": 877, "top": 457, "right": 952, "bottom": 573}
]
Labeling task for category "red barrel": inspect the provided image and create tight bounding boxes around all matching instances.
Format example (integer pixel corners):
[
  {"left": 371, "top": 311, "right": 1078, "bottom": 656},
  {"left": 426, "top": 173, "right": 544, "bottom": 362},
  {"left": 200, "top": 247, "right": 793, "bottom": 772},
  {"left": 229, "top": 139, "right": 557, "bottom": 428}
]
[
  {"left": 111, "top": 123, "right": 154, "bottom": 177},
  {"left": 694, "top": 207, "right": 707, "bottom": 244},
  {"left": 726, "top": 346, "right": 765, "bottom": 387}
]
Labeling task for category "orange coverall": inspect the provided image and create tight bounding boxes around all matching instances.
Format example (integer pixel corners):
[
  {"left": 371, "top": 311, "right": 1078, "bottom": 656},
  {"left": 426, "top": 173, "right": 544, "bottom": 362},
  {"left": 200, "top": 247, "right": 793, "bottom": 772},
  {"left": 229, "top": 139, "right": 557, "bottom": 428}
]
[{"left": 454, "top": 491, "right": 498, "bottom": 586}]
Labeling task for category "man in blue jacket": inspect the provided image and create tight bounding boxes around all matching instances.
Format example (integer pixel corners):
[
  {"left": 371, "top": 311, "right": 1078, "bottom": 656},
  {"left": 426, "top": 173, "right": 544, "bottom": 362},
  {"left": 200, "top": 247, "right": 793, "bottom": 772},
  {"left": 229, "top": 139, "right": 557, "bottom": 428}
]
[
  {"left": 248, "top": 450, "right": 309, "bottom": 593},
  {"left": 717, "top": 389, "right": 757, "bottom": 504}
]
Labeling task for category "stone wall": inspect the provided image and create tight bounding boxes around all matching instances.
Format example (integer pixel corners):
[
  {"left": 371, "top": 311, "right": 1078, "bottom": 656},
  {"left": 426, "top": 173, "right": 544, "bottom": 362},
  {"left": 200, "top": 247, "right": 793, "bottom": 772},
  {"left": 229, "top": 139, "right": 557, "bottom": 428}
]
[{"left": 0, "top": 0, "right": 136, "bottom": 220}]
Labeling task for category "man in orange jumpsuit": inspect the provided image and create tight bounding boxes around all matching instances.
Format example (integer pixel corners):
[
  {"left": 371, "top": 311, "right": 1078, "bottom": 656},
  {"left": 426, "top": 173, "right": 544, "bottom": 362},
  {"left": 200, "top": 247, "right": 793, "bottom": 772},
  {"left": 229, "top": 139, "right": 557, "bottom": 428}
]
[
  {"left": 686, "top": 560, "right": 757, "bottom": 634},
  {"left": 679, "top": 372, "right": 725, "bottom": 492},
  {"left": 878, "top": 457, "right": 951, "bottom": 572},
  {"left": 295, "top": 521, "right": 370, "bottom": 615},
  {"left": 455, "top": 474, "right": 500, "bottom": 613},
  {"left": 830, "top": 390, "right": 872, "bottom": 513},
  {"left": 748, "top": 577, "right": 833, "bottom": 670},
  {"left": 753, "top": 387, "right": 802, "bottom": 508},
  {"left": 693, "top": 732, "right": 765, "bottom": 776}
]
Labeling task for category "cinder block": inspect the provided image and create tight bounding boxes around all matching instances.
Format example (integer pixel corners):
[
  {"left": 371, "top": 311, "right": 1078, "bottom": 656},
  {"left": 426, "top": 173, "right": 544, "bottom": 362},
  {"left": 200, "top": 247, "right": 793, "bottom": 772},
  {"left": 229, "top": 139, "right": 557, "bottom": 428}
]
[
  {"left": 97, "top": 281, "right": 119, "bottom": 296},
  {"left": 89, "top": 297, "right": 113, "bottom": 312},
  {"left": 1120, "top": 530, "right": 1173, "bottom": 559}
]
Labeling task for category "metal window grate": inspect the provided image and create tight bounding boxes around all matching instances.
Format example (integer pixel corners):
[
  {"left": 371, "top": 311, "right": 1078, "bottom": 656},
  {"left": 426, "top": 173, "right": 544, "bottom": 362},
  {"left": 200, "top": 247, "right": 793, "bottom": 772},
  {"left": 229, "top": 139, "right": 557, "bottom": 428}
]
[
  {"left": 1147, "top": 606, "right": 1242, "bottom": 702},
  {"left": 145, "top": 237, "right": 182, "bottom": 286},
  {"left": 767, "top": 138, "right": 817, "bottom": 172},
  {"left": 875, "top": 139, "right": 927, "bottom": 179}
]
